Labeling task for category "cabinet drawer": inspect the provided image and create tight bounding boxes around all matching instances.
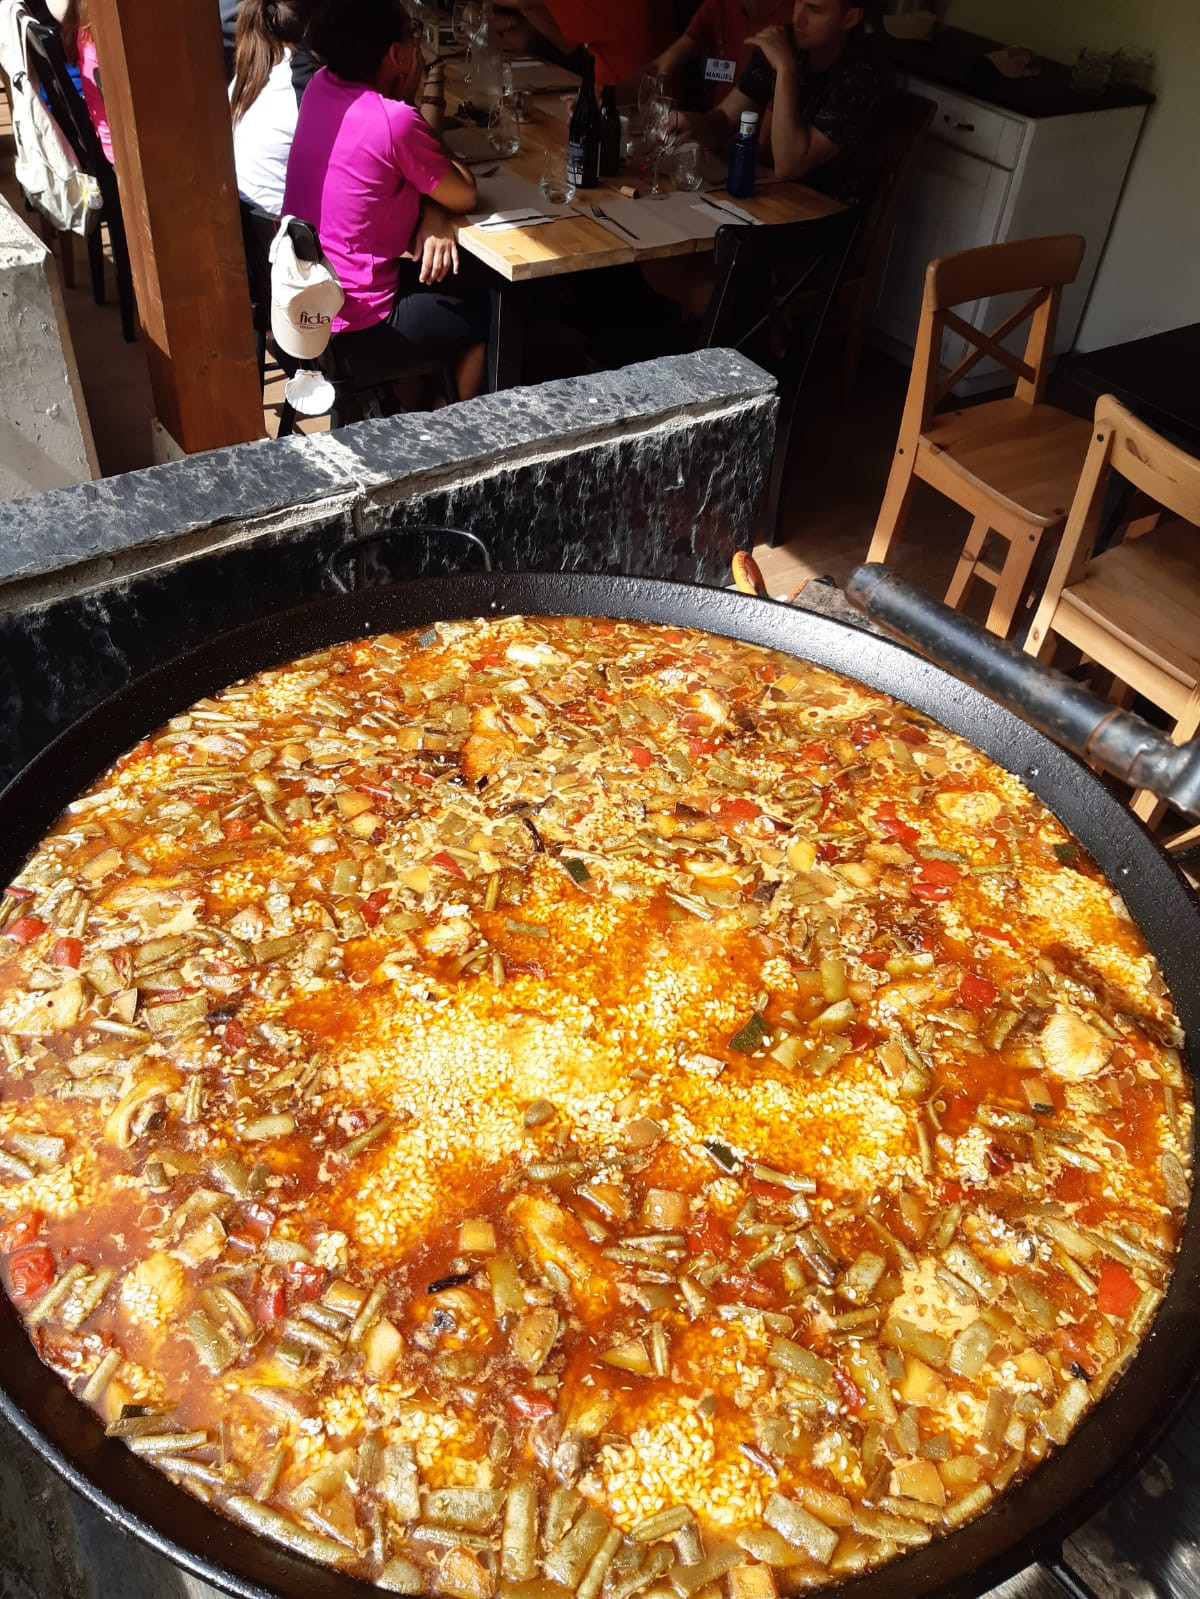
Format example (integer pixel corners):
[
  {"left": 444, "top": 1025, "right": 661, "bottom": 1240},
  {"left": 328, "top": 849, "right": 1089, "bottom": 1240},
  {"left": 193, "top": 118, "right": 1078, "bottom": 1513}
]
[{"left": 906, "top": 80, "right": 1026, "bottom": 170}]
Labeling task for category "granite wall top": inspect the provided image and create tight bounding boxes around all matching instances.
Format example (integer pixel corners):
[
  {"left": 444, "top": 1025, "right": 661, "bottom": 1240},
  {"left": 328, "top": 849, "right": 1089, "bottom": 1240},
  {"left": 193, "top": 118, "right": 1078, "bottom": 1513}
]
[{"left": 0, "top": 351, "right": 773, "bottom": 591}]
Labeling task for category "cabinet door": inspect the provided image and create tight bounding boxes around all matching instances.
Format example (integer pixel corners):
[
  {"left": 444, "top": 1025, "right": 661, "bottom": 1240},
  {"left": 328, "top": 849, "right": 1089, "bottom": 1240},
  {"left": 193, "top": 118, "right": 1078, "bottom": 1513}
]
[{"left": 873, "top": 139, "right": 1014, "bottom": 357}]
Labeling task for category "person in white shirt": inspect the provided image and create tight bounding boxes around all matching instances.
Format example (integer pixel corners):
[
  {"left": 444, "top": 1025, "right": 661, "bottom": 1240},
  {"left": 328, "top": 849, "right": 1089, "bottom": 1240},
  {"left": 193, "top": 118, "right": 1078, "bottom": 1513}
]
[{"left": 229, "top": 0, "right": 316, "bottom": 215}]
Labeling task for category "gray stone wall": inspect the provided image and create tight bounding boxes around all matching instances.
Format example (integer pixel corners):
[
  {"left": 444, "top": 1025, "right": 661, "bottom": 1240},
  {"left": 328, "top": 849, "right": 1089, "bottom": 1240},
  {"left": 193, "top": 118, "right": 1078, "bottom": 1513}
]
[{"left": 0, "top": 350, "right": 775, "bottom": 788}]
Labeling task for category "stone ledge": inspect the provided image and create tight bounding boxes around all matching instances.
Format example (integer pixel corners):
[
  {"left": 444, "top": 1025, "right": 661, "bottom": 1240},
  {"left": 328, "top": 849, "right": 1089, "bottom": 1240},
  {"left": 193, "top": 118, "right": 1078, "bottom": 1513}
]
[{"left": 0, "top": 350, "right": 774, "bottom": 593}]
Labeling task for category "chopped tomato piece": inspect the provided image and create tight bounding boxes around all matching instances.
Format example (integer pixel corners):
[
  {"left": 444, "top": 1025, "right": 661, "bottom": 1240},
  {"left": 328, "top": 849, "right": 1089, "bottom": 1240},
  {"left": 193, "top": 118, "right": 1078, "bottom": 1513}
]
[
  {"left": 985, "top": 1144, "right": 1015, "bottom": 1177},
  {"left": 833, "top": 1367, "right": 865, "bottom": 1414},
  {"left": 848, "top": 1023, "right": 873, "bottom": 1050},
  {"left": 712, "top": 796, "right": 761, "bottom": 823},
  {"left": 470, "top": 653, "right": 506, "bottom": 670},
  {"left": 860, "top": 950, "right": 889, "bottom": 969},
  {"left": 686, "top": 736, "right": 720, "bottom": 756},
  {"left": 506, "top": 1389, "right": 556, "bottom": 1421},
  {"left": 5, "top": 916, "right": 47, "bottom": 945},
  {"left": 284, "top": 1259, "right": 326, "bottom": 1301},
  {"left": 407, "top": 770, "right": 436, "bottom": 788},
  {"left": 222, "top": 818, "right": 255, "bottom": 840},
  {"left": 629, "top": 743, "right": 653, "bottom": 770},
  {"left": 959, "top": 973, "right": 998, "bottom": 1012},
  {"left": 118, "top": 738, "right": 154, "bottom": 768},
  {"left": 8, "top": 1244, "right": 55, "bottom": 1302},
  {"left": 799, "top": 741, "right": 830, "bottom": 763},
  {"left": 686, "top": 1209, "right": 732, "bottom": 1260},
  {"left": 896, "top": 726, "right": 929, "bottom": 747},
  {"left": 940, "top": 1180, "right": 968, "bottom": 1205},
  {"left": 875, "top": 803, "right": 919, "bottom": 846},
  {"left": 220, "top": 1018, "right": 248, "bottom": 1052},
  {"left": 0, "top": 1212, "right": 44, "bottom": 1252},
  {"left": 816, "top": 841, "right": 842, "bottom": 863},
  {"left": 1097, "top": 1261, "right": 1141, "bottom": 1319},
  {"left": 50, "top": 936, "right": 83, "bottom": 969},
  {"left": 361, "top": 889, "right": 391, "bottom": 928},
  {"left": 722, "top": 1272, "right": 773, "bottom": 1307},
  {"left": 430, "top": 851, "right": 468, "bottom": 880}
]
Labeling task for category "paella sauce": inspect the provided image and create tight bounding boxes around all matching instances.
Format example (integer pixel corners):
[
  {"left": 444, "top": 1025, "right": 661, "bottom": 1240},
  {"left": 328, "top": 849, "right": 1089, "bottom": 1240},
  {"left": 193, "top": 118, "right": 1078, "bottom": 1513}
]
[{"left": 0, "top": 616, "right": 1191, "bottom": 1594}]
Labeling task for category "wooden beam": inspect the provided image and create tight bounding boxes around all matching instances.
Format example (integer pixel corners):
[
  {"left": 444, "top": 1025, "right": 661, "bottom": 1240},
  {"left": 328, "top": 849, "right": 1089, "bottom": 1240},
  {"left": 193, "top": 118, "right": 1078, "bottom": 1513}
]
[{"left": 86, "top": 0, "right": 264, "bottom": 452}]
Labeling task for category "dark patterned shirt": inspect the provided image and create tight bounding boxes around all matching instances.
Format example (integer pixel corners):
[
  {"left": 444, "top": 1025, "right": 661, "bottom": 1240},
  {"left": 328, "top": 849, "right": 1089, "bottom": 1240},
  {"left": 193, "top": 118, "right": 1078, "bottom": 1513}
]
[{"left": 737, "top": 30, "right": 889, "bottom": 201}]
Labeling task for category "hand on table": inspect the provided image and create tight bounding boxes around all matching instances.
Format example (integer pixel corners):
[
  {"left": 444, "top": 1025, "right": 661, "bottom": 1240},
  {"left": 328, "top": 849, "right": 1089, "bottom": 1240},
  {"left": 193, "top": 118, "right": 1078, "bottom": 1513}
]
[
  {"left": 409, "top": 203, "right": 460, "bottom": 284},
  {"left": 746, "top": 24, "right": 796, "bottom": 74}
]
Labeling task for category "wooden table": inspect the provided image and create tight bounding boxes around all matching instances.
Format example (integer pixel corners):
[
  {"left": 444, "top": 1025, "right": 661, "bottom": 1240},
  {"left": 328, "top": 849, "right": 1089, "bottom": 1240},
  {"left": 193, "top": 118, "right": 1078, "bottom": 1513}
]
[{"left": 440, "top": 59, "right": 843, "bottom": 386}]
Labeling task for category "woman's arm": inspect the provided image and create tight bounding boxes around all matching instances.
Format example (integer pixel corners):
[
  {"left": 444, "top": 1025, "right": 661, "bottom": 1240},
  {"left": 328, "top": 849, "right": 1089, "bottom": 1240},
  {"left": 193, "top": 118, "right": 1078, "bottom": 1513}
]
[{"left": 419, "top": 58, "right": 447, "bottom": 134}]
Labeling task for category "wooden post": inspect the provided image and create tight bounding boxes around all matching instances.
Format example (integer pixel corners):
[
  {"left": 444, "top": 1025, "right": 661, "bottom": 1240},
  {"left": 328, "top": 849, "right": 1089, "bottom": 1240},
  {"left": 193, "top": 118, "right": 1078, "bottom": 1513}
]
[{"left": 85, "top": 0, "right": 264, "bottom": 452}]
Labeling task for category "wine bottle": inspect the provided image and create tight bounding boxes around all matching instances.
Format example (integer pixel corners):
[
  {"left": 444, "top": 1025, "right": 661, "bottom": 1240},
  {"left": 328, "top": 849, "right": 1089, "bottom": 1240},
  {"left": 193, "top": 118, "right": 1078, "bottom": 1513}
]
[
  {"left": 566, "top": 49, "right": 601, "bottom": 190},
  {"left": 598, "top": 84, "right": 621, "bottom": 178}
]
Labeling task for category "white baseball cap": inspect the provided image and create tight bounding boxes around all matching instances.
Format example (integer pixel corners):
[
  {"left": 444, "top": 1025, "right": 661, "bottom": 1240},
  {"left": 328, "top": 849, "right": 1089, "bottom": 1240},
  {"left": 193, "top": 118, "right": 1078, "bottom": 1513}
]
[{"left": 268, "top": 217, "right": 345, "bottom": 361}]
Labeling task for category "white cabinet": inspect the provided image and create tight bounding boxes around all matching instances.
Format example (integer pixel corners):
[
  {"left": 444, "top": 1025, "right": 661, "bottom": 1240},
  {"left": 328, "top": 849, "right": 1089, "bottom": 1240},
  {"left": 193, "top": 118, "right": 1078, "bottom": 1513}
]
[{"left": 871, "top": 77, "right": 1147, "bottom": 394}]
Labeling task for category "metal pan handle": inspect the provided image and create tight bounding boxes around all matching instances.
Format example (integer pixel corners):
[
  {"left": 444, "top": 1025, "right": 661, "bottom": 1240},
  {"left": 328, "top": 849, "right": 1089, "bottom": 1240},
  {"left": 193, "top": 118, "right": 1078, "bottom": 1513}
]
[
  {"left": 845, "top": 564, "right": 1200, "bottom": 822},
  {"left": 327, "top": 524, "right": 494, "bottom": 595}
]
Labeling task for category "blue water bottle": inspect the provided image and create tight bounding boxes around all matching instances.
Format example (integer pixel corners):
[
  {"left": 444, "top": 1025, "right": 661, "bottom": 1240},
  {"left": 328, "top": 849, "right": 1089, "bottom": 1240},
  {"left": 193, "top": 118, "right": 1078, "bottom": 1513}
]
[{"left": 726, "top": 110, "right": 759, "bottom": 199}]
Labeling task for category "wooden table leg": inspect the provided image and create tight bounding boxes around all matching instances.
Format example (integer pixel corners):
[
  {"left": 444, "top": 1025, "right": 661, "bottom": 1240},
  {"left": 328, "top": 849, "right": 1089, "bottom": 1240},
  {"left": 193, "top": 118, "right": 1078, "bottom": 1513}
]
[{"left": 487, "top": 279, "right": 528, "bottom": 392}]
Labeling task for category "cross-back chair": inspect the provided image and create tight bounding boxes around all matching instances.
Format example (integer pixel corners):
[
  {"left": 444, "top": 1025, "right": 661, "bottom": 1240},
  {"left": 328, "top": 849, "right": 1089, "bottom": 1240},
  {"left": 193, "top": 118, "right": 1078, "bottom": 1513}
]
[
  {"left": 867, "top": 233, "right": 1092, "bottom": 637},
  {"left": 699, "top": 206, "right": 860, "bottom": 548},
  {"left": 1024, "top": 393, "right": 1200, "bottom": 833}
]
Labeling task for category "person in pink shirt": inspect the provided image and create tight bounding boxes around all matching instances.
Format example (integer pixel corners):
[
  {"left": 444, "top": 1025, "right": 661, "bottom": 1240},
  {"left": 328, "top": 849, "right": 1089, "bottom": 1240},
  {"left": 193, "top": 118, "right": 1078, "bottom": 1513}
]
[
  {"left": 55, "top": 0, "right": 113, "bottom": 162},
  {"left": 283, "top": 0, "right": 487, "bottom": 401}
]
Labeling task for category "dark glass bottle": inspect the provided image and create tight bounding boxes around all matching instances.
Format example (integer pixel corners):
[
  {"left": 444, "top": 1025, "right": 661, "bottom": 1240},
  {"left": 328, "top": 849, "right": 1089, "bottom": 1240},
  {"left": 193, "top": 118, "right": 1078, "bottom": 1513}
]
[
  {"left": 566, "top": 49, "right": 601, "bottom": 190},
  {"left": 726, "top": 109, "right": 759, "bottom": 198},
  {"left": 598, "top": 84, "right": 621, "bottom": 178}
]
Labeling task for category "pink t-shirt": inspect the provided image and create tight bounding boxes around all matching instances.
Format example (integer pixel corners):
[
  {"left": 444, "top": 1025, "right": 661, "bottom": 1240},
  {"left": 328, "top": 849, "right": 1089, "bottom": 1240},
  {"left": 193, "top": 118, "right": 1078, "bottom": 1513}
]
[
  {"left": 77, "top": 32, "right": 113, "bottom": 164},
  {"left": 282, "top": 69, "right": 449, "bottom": 334}
]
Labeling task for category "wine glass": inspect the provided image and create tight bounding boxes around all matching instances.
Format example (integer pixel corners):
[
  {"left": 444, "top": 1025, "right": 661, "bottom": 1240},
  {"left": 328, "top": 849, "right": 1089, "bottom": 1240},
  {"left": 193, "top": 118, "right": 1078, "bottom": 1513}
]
[
  {"left": 487, "top": 100, "right": 521, "bottom": 157},
  {"left": 643, "top": 94, "right": 677, "bottom": 200},
  {"left": 455, "top": 1, "right": 480, "bottom": 82},
  {"left": 638, "top": 73, "right": 665, "bottom": 121}
]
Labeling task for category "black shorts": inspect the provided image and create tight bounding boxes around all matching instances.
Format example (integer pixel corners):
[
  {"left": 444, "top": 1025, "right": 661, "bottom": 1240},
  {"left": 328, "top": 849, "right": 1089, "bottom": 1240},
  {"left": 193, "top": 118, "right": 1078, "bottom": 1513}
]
[{"left": 329, "top": 262, "right": 489, "bottom": 386}]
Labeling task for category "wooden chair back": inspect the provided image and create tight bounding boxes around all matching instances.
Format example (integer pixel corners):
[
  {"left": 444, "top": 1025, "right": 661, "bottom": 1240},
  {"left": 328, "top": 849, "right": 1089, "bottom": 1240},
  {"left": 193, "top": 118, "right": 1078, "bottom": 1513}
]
[
  {"left": 900, "top": 234, "right": 1086, "bottom": 443},
  {"left": 699, "top": 208, "right": 860, "bottom": 546},
  {"left": 1037, "top": 394, "right": 1200, "bottom": 596},
  {"left": 847, "top": 90, "right": 936, "bottom": 288}
]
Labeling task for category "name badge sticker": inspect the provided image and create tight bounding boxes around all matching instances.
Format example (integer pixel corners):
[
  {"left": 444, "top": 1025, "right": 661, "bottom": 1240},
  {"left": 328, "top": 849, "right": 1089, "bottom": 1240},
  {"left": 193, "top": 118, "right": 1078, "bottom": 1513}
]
[{"left": 704, "top": 56, "right": 736, "bottom": 83}]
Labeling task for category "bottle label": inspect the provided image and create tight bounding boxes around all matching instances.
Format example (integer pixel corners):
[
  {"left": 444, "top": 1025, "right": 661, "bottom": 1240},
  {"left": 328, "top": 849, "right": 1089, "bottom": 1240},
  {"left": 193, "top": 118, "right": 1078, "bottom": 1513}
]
[
  {"left": 566, "top": 140, "right": 586, "bottom": 186},
  {"left": 704, "top": 56, "right": 736, "bottom": 83}
]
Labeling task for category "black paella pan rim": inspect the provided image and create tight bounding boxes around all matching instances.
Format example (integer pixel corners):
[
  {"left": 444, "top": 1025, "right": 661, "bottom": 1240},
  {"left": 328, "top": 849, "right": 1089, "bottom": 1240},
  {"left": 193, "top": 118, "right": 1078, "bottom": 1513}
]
[{"left": 1, "top": 570, "right": 1197, "bottom": 1599}]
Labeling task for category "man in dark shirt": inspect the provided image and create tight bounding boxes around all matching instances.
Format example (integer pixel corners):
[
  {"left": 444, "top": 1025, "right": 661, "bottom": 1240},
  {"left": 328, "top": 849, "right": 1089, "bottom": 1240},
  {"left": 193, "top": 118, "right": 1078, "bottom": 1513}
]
[{"left": 682, "top": 0, "right": 888, "bottom": 201}]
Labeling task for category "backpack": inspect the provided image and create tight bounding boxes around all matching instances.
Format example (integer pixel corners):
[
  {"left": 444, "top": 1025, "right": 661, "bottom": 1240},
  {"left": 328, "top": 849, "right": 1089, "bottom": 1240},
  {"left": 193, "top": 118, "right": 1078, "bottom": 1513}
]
[{"left": 0, "top": 0, "right": 100, "bottom": 235}]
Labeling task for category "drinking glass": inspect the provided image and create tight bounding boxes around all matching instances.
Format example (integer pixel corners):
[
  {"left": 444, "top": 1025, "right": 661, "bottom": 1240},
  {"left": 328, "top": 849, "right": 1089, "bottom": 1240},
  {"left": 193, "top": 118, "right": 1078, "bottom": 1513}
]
[
  {"left": 671, "top": 140, "right": 703, "bottom": 192},
  {"left": 643, "top": 94, "right": 677, "bottom": 199},
  {"left": 488, "top": 100, "right": 521, "bottom": 158},
  {"left": 638, "top": 72, "right": 665, "bottom": 121},
  {"left": 539, "top": 150, "right": 576, "bottom": 206},
  {"left": 455, "top": 1, "right": 480, "bottom": 82}
]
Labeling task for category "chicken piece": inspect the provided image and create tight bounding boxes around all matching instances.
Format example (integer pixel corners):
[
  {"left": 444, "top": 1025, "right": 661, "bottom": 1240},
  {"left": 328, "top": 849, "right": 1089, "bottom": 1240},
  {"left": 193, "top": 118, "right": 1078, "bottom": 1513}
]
[
  {"left": 934, "top": 789, "right": 1002, "bottom": 828},
  {"left": 507, "top": 1193, "right": 619, "bottom": 1324},
  {"left": 119, "top": 1251, "right": 187, "bottom": 1330},
  {"left": 1039, "top": 1009, "right": 1111, "bottom": 1080}
]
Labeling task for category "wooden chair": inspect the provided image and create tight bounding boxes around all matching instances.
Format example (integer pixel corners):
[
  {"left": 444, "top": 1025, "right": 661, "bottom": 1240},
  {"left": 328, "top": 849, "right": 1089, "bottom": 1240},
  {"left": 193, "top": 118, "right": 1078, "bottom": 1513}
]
[
  {"left": 1025, "top": 393, "right": 1200, "bottom": 831},
  {"left": 867, "top": 233, "right": 1092, "bottom": 638},
  {"left": 699, "top": 207, "right": 860, "bottom": 547},
  {"left": 833, "top": 89, "right": 936, "bottom": 404}
]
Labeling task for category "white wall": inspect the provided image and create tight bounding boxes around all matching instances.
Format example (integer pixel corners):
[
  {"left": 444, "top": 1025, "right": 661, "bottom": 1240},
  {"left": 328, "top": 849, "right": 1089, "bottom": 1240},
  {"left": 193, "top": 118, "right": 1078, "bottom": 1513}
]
[
  {"left": 945, "top": 0, "right": 1200, "bottom": 350},
  {"left": 0, "top": 194, "right": 97, "bottom": 499}
]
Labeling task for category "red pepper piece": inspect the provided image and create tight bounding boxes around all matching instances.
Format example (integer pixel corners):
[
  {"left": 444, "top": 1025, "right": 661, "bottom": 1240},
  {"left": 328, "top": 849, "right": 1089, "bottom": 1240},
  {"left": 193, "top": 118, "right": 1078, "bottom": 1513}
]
[
  {"left": 284, "top": 1260, "right": 327, "bottom": 1302},
  {"left": 8, "top": 1244, "right": 55, "bottom": 1302},
  {"left": 629, "top": 743, "right": 654, "bottom": 770},
  {"left": 959, "top": 972, "right": 998, "bottom": 1012},
  {"left": 361, "top": 889, "right": 391, "bottom": 928},
  {"left": 222, "top": 818, "right": 255, "bottom": 840},
  {"left": 255, "top": 1278, "right": 288, "bottom": 1324},
  {"left": 686, "top": 736, "right": 720, "bottom": 756},
  {"left": 430, "top": 851, "right": 467, "bottom": 880},
  {"left": 833, "top": 1366, "right": 865, "bottom": 1414},
  {"left": 686, "top": 1209, "right": 733, "bottom": 1260},
  {"left": 1097, "top": 1261, "right": 1141, "bottom": 1319},
  {"left": 712, "top": 796, "right": 761, "bottom": 823},
  {"left": 5, "top": 916, "right": 47, "bottom": 945},
  {"left": 506, "top": 1389, "right": 556, "bottom": 1421},
  {"left": 0, "top": 1212, "right": 44, "bottom": 1252},
  {"left": 50, "top": 936, "right": 83, "bottom": 969},
  {"left": 874, "top": 802, "right": 919, "bottom": 846}
]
